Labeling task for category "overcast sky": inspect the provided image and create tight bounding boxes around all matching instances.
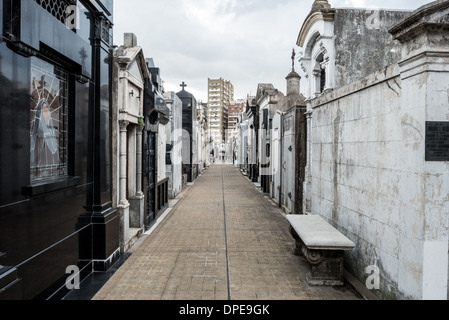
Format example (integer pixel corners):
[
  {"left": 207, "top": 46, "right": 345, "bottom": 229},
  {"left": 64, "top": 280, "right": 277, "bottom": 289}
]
[{"left": 113, "top": 0, "right": 431, "bottom": 102}]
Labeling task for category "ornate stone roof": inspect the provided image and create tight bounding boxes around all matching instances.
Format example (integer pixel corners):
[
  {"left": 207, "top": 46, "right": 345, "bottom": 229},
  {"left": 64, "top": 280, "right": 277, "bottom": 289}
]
[
  {"left": 296, "top": 0, "right": 335, "bottom": 47},
  {"left": 286, "top": 71, "right": 301, "bottom": 79}
]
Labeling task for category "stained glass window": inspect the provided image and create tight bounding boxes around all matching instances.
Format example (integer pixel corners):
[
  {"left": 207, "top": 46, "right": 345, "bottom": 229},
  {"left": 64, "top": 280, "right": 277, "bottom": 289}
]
[{"left": 30, "top": 57, "right": 69, "bottom": 182}]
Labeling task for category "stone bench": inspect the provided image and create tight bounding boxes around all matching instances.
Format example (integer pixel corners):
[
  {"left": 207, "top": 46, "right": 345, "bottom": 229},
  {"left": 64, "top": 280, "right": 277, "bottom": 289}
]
[{"left": 287, "top": 215, "right": 355, "bottom": 287}]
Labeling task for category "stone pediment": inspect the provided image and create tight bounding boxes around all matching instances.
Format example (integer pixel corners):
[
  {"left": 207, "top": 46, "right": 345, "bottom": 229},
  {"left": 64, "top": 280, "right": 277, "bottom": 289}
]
[
  {"left": 255, "top": 83, "right": 276, "bottom": 104},
  {"left": 114, "top": 42, "right": 150, "bottom": 124},
  {"left": 116, "top": 46, "right": 150, "bottom": 83},
  {"left": 128, "top": 60, "right": 143, "bottom": 81}
]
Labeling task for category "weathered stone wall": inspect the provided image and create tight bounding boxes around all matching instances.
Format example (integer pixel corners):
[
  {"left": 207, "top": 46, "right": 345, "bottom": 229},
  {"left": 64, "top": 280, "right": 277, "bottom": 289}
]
[
  {"left": 164, "top": 91, "right": 183, "bottom": 199},
  {"left": 333, "top": 9, "right": 410, "bottom": 88},
  {"left": 299, "top": 0, "right": 449, "bottom": 301},
  {"left": 309, "top": 60, "right": 449, "bottom": 299}
]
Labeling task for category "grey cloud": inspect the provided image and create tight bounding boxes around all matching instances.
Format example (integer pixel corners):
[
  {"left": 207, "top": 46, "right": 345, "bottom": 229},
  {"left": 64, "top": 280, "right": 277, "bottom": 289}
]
[{"left": 113, "top": 0, "right": 431, "bottom": 101}]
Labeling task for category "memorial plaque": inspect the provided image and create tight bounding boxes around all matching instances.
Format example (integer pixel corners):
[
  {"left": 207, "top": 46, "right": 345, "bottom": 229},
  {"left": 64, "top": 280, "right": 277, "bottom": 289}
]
[{"left": 426, "top": 122, "right": 449, "bottom": 161}]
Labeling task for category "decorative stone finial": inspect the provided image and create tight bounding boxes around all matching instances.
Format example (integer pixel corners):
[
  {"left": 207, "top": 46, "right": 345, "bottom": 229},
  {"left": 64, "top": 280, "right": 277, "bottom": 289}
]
[
  {"left": 311, "top": 0, "right": 332, "bottom": 13},
  {"left": 124, "top": 33, "right": 137, "bottom": 47}
]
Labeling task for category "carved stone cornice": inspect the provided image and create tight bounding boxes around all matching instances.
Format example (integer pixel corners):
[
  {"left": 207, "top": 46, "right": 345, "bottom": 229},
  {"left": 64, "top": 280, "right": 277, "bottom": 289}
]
[
  {"left": 389, "top": 1, "right": 449, "bottom": 43},
  {"left": 93, "top": 12, "right": 113, "bottom": 44},
  {"left": 5, "top": 33, "right": 38, "bottom": 57},
  {"left": 119, "top": 120, "right": 130, "bottom": 131},
  {"left": 137, "top": 124, "right": 145, "bottom": 132}
]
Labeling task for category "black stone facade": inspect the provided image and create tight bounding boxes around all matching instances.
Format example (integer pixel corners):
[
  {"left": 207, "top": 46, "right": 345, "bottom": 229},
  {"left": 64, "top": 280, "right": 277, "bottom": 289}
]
[
  {"left": 246, "top": 98, "right": 259, "bottom": 183},
  {"left": 177, "top": 87, "right": 198, "bottom": 183},
  {"left": 0, "top": 0, "right": 118, "bottom": 300}
]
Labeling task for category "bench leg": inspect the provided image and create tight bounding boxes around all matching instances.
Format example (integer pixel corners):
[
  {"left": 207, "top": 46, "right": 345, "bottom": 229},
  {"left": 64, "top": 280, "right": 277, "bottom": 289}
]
[
  {"left": 289, "top": 225, "right": 304, "bottom": 256},
  {"left": 302, "top": 248, "right": 345, "bottom": 286}
]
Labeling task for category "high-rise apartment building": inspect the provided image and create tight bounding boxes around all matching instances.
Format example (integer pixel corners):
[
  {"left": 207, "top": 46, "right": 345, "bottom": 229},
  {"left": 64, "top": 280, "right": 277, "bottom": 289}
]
[{"left": 208, "top": 78, "right": 234, "bottom": 143}]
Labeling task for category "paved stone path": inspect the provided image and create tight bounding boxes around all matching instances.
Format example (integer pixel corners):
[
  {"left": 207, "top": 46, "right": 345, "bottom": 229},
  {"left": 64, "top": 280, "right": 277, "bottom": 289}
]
[{"left": 93, "top": 165, "right": 361, "bottom": 300}]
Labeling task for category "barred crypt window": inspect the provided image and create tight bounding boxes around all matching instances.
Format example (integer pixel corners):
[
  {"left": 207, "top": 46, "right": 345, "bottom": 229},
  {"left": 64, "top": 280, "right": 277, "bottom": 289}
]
[
  {"left": 320, "top": 67, "right": 326, "bottom": 93},
  {"left": 316, "top": 52, "right": 326, "bottom": 94},
  {"left": 33, "top": 0, "right": 73, "bottom": 26},
  {"left": 30, "top": 57, "right": 69, "bottom": 182}
]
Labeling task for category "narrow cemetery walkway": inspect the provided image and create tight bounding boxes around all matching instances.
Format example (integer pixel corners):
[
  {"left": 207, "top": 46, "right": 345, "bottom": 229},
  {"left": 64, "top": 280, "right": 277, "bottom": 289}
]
[{"left": 93, "top": 165, "right": 361, "bottom": 300}]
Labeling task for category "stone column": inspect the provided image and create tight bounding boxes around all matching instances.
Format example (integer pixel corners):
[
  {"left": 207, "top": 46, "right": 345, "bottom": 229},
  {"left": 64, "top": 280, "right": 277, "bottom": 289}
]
[
  {"left": 129, "top": 124, "right": 145, "bottom": 230},
  {"left": 136, "top": 124, "right": 144, "bottom": 197},
  {"left": 390, "top": 2, "right": 449, "bottom": 300},
  {"left": 321, "top": 56, "right": 331, "bottom": 92},
  {"left": 304, "top": 108, "right": 313, "bottom": 215},
  {"left": 127, "top": 125, "right": 136, "bottom": 196},
  {"left": 118, "top": 120, "right": 130, "bottom": 252},
  {"left": 119, "top": 120, "right": 130, "bottom": 208},
  {"left": 313, "top": 70, "right": 321, "bottom": 97}
]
